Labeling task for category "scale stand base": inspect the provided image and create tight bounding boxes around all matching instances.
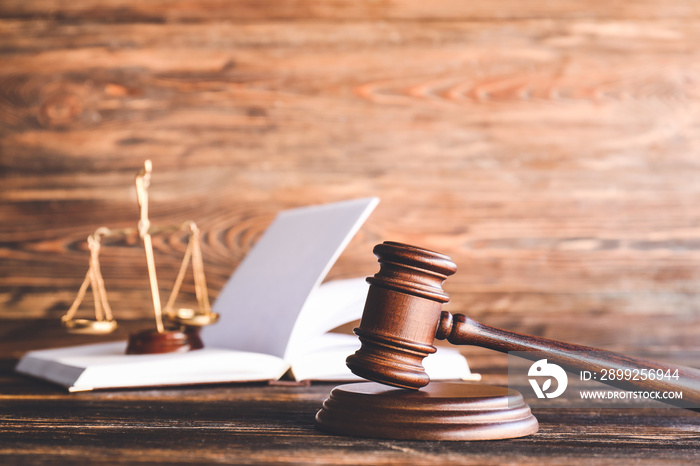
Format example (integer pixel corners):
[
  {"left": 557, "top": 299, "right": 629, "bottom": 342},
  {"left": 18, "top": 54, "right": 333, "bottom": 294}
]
[
  {"left": 126, "top": 327, "right": 204, "bottom": 355},
  {"left": 315, "top": 381, "right": 538, "bottom": 441}
]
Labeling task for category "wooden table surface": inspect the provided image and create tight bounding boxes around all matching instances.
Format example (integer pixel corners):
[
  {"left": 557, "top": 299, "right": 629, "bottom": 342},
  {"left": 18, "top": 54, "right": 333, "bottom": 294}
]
[{"left": 1, "top": 319, "right": 698, "bottom": 465}]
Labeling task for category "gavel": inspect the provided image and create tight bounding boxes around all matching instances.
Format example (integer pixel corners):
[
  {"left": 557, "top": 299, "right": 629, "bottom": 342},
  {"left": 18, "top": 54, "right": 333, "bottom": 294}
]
[{"left": 346, "top": 241, "right": 700, "bottom": 410}]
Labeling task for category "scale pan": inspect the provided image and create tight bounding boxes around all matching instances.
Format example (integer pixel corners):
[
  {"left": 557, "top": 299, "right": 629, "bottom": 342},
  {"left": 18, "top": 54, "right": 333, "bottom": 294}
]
[
  {"left": 63, "top": 318, "right": 117, "bottom": 335},
  {"left": 168, "top": 308, "right": 220, "bottom": 327}
]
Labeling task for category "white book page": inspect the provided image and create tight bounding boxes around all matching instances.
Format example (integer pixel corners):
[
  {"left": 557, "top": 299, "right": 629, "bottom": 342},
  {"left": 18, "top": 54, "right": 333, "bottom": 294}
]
[
  {"left": 288, "top": 333, "right": 361, "bottom": 381},
  {"left": 203, "top": 198, "right": 378, "bottom": 359},
  {"left": 16, "top": 342, "right": 290, "bottom": 391},
  {"left": 284, "top": 277, "right": 368, "bottom": 361}
]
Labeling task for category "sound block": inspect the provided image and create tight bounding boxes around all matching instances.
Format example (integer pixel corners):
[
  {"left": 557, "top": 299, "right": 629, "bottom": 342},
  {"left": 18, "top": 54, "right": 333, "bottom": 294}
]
[{"left": 315, "top": 382, "right": 538, "bottom": 441}]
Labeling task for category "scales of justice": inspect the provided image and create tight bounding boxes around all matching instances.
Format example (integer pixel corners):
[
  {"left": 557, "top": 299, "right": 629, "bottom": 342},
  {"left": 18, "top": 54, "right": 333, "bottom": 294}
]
[{"left": 60, "top": 160, "right": 219, "bottom": 354}]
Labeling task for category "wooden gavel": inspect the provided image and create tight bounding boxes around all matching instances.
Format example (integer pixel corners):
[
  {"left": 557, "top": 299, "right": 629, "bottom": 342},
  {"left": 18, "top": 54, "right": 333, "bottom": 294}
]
[{"left": 346, "top": 242, "right": 700, "bottom": 410}]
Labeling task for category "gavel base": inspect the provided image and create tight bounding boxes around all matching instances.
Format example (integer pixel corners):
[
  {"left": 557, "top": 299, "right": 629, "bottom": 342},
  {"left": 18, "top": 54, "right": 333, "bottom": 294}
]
[{"left": 315, "top": 381, "right": 538, "bottom": 441}]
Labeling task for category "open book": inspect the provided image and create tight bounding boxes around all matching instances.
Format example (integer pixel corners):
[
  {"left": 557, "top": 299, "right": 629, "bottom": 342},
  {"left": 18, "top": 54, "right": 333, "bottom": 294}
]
[{"left": 16, "top": 198, "right": 478, "bottom": 391}]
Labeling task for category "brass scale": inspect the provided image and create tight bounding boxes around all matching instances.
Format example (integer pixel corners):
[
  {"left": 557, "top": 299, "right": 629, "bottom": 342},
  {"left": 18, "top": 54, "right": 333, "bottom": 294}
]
[{"left": 60, "top": 160, "right": 219, "bottom": 353}]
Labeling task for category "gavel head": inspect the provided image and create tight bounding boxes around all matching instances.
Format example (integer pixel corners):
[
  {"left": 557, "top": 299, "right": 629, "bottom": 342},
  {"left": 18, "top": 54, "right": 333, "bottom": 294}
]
[{"left": 346, "top": 241, "right": 456, "bottom": 389}]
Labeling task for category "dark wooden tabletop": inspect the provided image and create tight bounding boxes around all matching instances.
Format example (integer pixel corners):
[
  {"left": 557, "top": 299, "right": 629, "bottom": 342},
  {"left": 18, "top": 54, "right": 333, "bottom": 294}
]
[{"left": 1, "top": 320, "right": 698, "bottom": 465}]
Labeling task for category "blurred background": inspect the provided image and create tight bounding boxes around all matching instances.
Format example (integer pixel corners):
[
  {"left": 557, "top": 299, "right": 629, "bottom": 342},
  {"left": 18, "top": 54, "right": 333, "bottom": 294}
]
[{"left": 2, "top": 1, "right": 699, "bottom": 353}]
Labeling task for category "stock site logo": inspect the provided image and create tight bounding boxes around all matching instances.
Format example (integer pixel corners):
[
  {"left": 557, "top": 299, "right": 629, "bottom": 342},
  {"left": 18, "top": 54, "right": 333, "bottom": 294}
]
[{"left": 528, "top": 359, "right": 568, "bottom": 399}]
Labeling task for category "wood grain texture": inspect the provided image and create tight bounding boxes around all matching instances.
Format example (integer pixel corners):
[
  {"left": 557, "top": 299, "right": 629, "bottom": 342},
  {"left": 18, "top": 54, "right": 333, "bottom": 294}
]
[
  {"left": 1, "top": 1, "right": 700, "bottom": 358},
  {"left": 2, "top": 383, "right": 697, "bottom": 465}
]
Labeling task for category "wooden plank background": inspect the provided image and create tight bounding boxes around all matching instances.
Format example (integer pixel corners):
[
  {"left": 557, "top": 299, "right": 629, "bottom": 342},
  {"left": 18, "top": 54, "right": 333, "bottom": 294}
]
[{"left": 2, "top": 1, "right": 700, "bottom": 351}]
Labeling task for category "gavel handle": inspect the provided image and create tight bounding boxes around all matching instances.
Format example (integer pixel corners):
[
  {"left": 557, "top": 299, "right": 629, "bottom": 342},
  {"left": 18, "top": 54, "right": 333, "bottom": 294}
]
[{"left": 439, "top": 313, "right": 700, "bottom": 410}]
